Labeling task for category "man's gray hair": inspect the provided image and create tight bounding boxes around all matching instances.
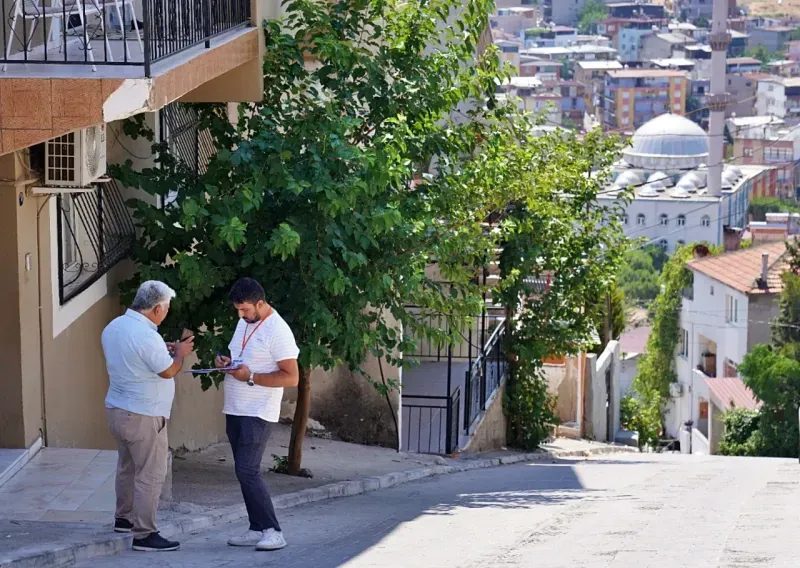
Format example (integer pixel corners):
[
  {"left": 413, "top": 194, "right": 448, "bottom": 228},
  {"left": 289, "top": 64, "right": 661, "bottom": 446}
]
[{"left": 130, "top": 280, "right": 176, "bottom": 312}]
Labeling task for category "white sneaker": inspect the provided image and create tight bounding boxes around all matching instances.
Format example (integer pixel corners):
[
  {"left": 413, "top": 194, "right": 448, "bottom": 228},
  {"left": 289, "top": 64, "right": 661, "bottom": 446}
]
[
  {"left": 227, "top": 530, "right": 263, "bottom": 547},
  {"left": 256, "top": 528, "right": 287, "bottom": 551}
]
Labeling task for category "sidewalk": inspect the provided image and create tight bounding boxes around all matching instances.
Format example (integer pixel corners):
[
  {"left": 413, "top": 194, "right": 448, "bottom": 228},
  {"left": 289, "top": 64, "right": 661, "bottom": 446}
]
[{"left": 0, "top": 427, "right": 635, "bottom": 568}]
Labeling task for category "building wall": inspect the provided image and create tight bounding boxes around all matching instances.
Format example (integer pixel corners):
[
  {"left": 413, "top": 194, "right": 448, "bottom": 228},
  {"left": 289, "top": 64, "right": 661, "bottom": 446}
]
[
  {"left": 582, "top": 341, "right": 620, "bottom": 443},
  {"left": 756, "top": 80, "right": 786, "bottom": 118},
  {"left": 610, "top": 198, "right": 723, "bottom": 253},
  {"left": 726, "top": 74, "right": 757, "bottom": 118},
  {"left": 0, "top": 154, "right": 44, "bottom": 449},
  {"left": 618, "top": 28, "right": 653, "bottom": 62},
  {"left": 747, "top": 293, "right": 779, "bottom": 352},
  {"left": 749, "top": 29, "right": 789, "bottom": 53},
  {"left": 461, "top": 383, "right": 506, "bottom": 453},
  {"left": 674, "top": 273, "right": 751, "bottom": 439},
  {"left": 619, "top": 353, "right": 639, "bottom": 401},
  {"left": 543, "top": 355, "right": 582, "bottom": 425}
]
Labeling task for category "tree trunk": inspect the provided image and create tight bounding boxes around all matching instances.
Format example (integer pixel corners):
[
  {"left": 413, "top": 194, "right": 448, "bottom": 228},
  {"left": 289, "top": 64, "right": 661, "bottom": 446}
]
[{"left": 288, "top": 365, "right": 310, "bottom": 476}]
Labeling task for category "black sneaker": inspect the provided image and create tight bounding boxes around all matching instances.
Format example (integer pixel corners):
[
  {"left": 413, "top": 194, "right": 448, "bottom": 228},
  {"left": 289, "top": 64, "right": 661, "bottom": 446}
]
[
  {"left": 132, "top": 532, "right": 180, "bottom": 552},
  {"left": 114, "top": 518, "right": 133, "bottom": 533}
]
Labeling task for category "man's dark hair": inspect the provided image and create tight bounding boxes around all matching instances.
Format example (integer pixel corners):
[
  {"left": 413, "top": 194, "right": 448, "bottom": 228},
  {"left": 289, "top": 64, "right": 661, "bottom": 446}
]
[{"left": 229, "top": 278, "right": 266, "bottom": 305}]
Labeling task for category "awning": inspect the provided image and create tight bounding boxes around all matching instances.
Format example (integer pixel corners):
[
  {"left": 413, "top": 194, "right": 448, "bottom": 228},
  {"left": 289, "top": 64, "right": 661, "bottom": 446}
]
[{"left": 704, "top": 377, "right": 761, "bottom": 411}]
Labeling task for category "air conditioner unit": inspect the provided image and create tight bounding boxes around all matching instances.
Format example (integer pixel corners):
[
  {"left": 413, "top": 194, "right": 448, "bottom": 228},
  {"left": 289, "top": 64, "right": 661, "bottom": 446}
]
[
  {"left": 44, "top": 124, "right": 107, "bottom": 188},
  {"left": 669, "top": 382, "right": 684, "bottom": 398}
]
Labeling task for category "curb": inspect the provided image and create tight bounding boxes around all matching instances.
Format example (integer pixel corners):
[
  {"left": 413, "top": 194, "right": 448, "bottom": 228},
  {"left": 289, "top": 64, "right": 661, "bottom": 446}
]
[{"left": 0, "top": 443, "right": 636, "bottom": 568}]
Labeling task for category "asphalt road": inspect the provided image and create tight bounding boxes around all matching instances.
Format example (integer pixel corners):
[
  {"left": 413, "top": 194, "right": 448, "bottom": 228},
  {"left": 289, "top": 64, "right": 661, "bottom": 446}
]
[{"left": 76, "top": 452, "right": 800, "bottom": 567}]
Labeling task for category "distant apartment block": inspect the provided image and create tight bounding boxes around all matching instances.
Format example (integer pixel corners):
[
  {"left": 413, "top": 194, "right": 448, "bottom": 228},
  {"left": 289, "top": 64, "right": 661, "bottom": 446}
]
[
  {"left": 603, "top": 69, "right": 689, "bottom": 130},
  {"left": 756, "top": 77, "right": 800, "bottom": 124},
  {"left": 749, "top": 26, "right": 794, "bottom": 54}
]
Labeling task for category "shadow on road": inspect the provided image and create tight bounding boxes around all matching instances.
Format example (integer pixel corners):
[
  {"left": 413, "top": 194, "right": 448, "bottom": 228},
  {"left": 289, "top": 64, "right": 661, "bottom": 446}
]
[{"left": 267, "top": 457, "right": 632, "bottom": 568}]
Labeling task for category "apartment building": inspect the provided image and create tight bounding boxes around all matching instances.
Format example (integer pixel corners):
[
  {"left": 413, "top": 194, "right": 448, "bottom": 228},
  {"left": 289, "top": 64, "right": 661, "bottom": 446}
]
[
  {"left": 728, "top": 115, "right": 800, "bottom": 199},
  {"left": 756, "top": 77, "right": 800, "bottom": 125},
  {"left": 0, "top": 0, "right": 272, "bottom": 453},
  {"left": 603, "top": 69, "right": 688, "bottom": 130}
]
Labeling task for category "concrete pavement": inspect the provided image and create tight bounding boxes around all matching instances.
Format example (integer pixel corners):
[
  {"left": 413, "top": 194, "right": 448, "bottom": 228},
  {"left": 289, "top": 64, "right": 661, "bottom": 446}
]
[
  {"left": 74, "top": 453, "right": 800, "bottom": 568},
  {"left": 0, "top": 437, "right": 633, "bottom": 567}
]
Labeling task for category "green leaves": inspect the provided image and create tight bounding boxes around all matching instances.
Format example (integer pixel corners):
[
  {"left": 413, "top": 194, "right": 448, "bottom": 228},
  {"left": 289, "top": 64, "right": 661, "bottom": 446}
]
[
  {"left": 267, "top": 223, "right": 301, "bottom": 260},
  {"left": 216, "top": 216, "right": 248, "bottom": 251}
]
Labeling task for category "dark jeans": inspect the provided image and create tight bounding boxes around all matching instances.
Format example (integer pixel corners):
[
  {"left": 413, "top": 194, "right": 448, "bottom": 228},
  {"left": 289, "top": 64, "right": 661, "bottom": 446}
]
[{"left": 226, "top": 415, "right": 281, "bottom": 532}]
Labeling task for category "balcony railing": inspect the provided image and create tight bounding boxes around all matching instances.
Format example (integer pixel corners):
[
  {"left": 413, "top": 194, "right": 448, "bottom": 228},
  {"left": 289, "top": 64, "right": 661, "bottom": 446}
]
[{"left": 1, "top": 0, "right": 250, "bottom": 76}]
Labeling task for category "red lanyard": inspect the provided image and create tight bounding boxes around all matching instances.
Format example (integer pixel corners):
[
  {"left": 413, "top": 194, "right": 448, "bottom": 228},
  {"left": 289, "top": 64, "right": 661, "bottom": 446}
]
[{"left": 240, "top": 307, "right": 272, "bottom": 356}]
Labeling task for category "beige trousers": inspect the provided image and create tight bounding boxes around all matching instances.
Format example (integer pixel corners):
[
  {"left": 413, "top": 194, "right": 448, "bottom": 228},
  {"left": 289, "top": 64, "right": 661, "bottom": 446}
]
[{"left": 106, "top": 408, "right": 168, "bottom": 538}]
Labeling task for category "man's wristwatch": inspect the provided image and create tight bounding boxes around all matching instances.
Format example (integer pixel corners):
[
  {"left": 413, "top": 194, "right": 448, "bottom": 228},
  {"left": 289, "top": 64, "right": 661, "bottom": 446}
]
[{"left": 247, "top": 372, "right": 255, "bottom": 387}]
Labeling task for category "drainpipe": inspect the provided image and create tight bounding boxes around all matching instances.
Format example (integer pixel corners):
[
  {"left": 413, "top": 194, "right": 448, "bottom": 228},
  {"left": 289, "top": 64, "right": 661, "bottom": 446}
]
[{"left": 35, "top": 194, "right": 51, "bottom": 447}]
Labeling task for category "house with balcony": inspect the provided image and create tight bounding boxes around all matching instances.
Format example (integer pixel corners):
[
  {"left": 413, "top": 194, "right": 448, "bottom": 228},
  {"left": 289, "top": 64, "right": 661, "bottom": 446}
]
[
  {"left": 0, "top": 0, "right": 272, "bottom": 465},
  {"left": 669, "top": 242, "right": 780, "bottom": 454}
]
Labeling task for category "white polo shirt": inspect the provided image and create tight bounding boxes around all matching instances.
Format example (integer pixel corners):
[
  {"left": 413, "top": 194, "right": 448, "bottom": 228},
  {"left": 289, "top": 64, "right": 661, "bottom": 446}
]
[
  {"left": 102, "top": 310, "right": 176, "bottom": 418},
  {"left": 222, "top": 311, "right": 300, "bottom": 422}
]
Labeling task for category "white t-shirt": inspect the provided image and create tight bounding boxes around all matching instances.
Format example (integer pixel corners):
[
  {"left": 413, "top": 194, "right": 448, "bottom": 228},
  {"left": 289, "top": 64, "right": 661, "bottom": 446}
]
[{"left": 222, "top": 311, "right": 300, "bottom": 422}]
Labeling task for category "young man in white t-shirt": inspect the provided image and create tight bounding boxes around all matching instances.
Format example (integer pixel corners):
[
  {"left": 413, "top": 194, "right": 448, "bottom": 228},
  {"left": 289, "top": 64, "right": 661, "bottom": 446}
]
[{"left": 214, "top": 278, "right": 299, "bottom": 551}]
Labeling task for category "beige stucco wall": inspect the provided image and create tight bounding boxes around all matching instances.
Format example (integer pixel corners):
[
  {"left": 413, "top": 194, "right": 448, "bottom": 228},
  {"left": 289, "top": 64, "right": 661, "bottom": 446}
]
[
  {"left": 462, "top": 383, "right": 506, "bottom": 453},
  {"left": 0, "top": 116, "right": 228, "bottom": 451},
  {"left": 543, "top": 355, "right": 582, "bottom": 425},
  {"left": 0, "top": 153, "right": 44, "bottom": 449}
]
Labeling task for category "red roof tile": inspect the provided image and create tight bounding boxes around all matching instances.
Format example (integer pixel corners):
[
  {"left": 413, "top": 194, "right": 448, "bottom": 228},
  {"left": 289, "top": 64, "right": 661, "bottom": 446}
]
[
  {"left": 686, "top": 241, "right": 788, "bottom": 295},
  {"left": 704, "top": 377, "right": 761, "bottom": 411}
]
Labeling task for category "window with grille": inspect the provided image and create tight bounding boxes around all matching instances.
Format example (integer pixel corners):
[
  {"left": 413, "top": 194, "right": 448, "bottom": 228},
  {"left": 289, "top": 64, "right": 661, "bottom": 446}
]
[
  {"left": 158, "top": 102, "right": 216, "bottom": 208},
  {"left": 57, "top": 181, "right": 135, "bottom": 305}
]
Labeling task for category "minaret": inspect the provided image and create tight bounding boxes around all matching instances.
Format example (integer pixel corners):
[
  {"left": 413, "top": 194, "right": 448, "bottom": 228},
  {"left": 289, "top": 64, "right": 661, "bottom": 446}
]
[{"left": 707, "top": 0, "right": 730, "bottom": 199}]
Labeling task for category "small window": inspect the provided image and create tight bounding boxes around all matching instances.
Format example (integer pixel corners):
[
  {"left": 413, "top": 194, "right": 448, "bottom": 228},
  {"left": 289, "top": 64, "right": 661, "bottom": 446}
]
[
  {"left": 637, "top": 213, "right": 646, "bottom": 226},
  {"left": 660, "top": 213, "right": 669, "bottom": 226},
  {"left": 677, "top": 239, "right": 686, "bottom": 247},
  {"left": 726, "top": 294, "right": 739, "bottom": 323},
  {"left": 658, "top": 239, "right": 668, "bottom": 250},
  {"left": 677, "top": 215, "right": 686, "bottom": 226},
  {"left": 674, "top": 103, "right": 682, "bottom": 111},
  {"left": 744, "top": 147, "right": 753, "bottom": 157},
  {"left": 701, "top": 215, "right": 711, "bottom": 227},
  {"left": 710, "top": 286, "right": 714, "bottom": 296},
  {"left": 680, "top": 328, "right": 689, "bottom": 358},
  {"left": 622, "top": 214, "right": 629, "bottom": 225}
]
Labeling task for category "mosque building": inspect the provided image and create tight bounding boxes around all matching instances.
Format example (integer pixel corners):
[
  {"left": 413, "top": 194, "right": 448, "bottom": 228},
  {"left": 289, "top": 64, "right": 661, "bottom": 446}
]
[{"left": 598, "top": 114, "right": 774, "bottom": 253}]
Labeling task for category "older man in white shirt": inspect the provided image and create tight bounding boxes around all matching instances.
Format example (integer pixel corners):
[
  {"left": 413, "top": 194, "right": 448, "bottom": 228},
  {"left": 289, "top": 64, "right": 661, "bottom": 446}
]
[{"left": 102, "top": 281, "right": 194, "bottom": 552}]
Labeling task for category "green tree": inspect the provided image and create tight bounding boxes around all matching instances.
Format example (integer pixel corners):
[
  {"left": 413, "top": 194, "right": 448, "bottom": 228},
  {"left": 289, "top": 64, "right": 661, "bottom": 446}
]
[
  {"left": 497, "top": 127, "right": 629, "bottom": 449},
  {"left": 578, "top": 0, "right": 608, "bottom": 34},
  {"left": 735, "top": 243, "right": 800, "bottom": 458},
  {"left": 114, "top": 0, "right": 625, "bottom": 471},
  {"left": 115, "top": 0, "right": 515, "bottom": 473},
  {"left": 618, "top": 248, "right": 660, "bottom": 304},
  {"left": 746, "top": 45, "right": 778, "bottom": 71},
  {"left": 749, "top": 196, "right": 800, "bottom": 222}
]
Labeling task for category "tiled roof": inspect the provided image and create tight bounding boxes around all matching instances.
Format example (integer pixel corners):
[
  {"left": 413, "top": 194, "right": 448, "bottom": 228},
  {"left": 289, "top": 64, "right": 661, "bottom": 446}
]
[
  {"left": 728, "top": 57, "right": 761, "bottom": 65},
  {"left": 704, "top": 377, "right": 761, "bottom": 411},
  {"left": 686, "top": 241, "right": 788, "bottom": 295},
  {"left": 607, "top": 69, "right": 686, "bottom": 78}
]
